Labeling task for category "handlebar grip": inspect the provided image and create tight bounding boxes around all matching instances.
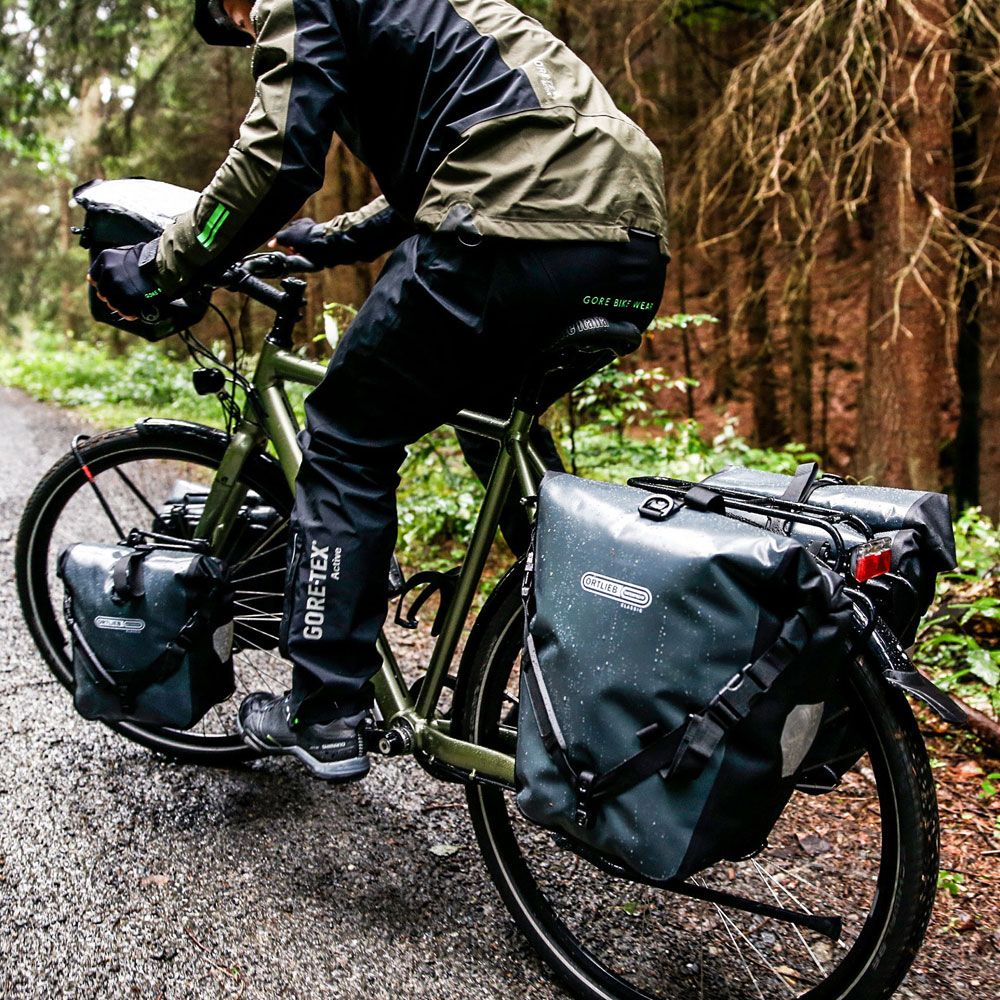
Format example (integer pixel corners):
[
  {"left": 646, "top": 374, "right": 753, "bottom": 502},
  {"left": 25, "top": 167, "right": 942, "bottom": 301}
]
[{"left": 226, "top": 271, "right": 286, "bottom": 309}]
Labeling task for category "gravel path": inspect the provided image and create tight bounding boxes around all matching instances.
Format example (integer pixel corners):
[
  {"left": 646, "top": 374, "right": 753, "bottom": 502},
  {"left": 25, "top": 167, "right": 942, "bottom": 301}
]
[
  {"left": 0, "top": 388, "right": 557, "bottom": 1000},
  {"left": 0, "top": 387, "right": 994, "bottom": 1000}
]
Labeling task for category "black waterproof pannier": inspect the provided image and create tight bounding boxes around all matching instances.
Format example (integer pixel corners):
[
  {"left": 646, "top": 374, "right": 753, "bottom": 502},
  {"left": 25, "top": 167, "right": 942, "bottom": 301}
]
[
  {"left": 516, "top": 472, "right": 854, "bottom": 884},
  {"left": 699, "top": 463, "right": 956, "bottom": 646},
  {"left": 151, "top": 479, "right": 287, "bottom": 650},
  {"left": 57, "top": 537, "right": 235, "bottom": 729},
  {"left": 73, "top": 177, "right": 208, "bottom": 340}
]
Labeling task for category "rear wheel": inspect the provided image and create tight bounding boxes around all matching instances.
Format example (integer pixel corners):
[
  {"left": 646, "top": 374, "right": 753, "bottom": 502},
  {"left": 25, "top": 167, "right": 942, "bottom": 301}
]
[
  {"left": 16, "top": 421, "right": 293, "bottom": 764},
  {"left": 457, "top": 572, "right": 939, "bottom": 1000}
]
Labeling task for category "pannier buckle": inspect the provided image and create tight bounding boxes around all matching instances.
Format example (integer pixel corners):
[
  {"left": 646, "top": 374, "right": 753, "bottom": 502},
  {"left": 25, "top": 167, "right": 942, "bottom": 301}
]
[
  {"left": 574, "top": 770, "right": 596, "bottom": 828},
  {"left": 705, "top": 661, "right": 759, "bottom": 729}
]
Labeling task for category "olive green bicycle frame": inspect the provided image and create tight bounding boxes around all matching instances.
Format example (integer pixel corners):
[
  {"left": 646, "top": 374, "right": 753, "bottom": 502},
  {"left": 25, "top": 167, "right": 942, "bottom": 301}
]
[{"left": 193, "top": 337, "right": 547, "bottom": 787}]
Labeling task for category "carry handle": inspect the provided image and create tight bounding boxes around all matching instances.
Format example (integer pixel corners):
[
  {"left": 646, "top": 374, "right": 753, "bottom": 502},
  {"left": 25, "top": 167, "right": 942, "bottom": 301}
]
[{"left": 112, "top": 550, "right": 145, "bottom": 602}]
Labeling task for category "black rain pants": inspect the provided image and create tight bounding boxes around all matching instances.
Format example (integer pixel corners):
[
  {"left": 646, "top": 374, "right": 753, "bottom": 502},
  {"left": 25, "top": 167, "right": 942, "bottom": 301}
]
[{"left": 280, "top": 230, "right": 668, "bottom": 723}]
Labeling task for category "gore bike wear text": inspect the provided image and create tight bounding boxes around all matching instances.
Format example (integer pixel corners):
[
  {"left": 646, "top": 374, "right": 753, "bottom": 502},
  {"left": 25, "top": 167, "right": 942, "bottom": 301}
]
[{"left": 153, "top": 0, "right": 668, "bottom": 292}]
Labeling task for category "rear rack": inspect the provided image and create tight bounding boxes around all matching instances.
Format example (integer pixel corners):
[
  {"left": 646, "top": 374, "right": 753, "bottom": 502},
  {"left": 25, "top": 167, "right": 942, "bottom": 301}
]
[{"left": 627, "top": 475, "right": 874, "bottom": 574}]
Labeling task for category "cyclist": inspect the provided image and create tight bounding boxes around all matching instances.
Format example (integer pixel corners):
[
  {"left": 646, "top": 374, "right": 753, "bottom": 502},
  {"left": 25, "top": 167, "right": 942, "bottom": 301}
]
[{"left": 87, "top": 0, "right": 669, "bottom": 782}]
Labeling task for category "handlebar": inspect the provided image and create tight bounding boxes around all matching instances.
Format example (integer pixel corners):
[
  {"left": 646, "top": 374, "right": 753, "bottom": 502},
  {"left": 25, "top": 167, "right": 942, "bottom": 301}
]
[
  {"left": 214, "top": 251, "right": 321, "bottom": 315},
  {"left": 238, "top": 251, "right": 322, "bottom": 278}
]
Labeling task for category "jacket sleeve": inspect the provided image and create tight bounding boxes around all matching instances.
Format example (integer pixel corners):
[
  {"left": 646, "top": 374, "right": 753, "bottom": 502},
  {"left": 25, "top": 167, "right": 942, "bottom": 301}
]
[
  {"left": 320, "top": 196, "right": 415, "bottom": 262},
  {"left": 153, "top": 0, "right": 348, "bottom": 293}
]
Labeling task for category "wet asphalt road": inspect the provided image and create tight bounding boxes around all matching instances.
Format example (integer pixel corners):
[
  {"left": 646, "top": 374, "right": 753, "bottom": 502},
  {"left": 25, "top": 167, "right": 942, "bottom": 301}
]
[{"left": 0, "top": 388, "right": 558, "bottom": 1000}]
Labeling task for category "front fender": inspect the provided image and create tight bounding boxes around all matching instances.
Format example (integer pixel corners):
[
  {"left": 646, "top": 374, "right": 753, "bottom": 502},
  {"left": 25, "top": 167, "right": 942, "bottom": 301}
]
[{"left": 132, "top": 417, "right": 291, "bottom": 499}]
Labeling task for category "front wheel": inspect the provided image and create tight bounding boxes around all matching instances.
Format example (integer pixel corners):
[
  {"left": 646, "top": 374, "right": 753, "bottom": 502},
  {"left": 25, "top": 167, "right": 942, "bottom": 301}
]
[
  {"left": 16, "top": 421, "right": 294, "bottom": 764},
  {"left": 457, "top": 572, "right": 939, "bottom": 1000}
]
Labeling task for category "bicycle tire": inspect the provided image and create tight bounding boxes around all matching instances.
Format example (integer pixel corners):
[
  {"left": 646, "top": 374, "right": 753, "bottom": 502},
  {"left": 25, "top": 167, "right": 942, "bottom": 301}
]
[
  {"left": 16, "top": 420, "right": 293, "bottom": 765},
  {"left": 455, "top": 568, "right": 939, "bottom": 1000}
]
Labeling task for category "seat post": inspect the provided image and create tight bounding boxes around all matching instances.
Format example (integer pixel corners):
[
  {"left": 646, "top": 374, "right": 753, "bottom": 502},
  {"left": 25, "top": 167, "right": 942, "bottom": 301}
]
[
  {"left": 513, "top": 369, "right": 547, "bottom": 416},
  {"left": 504, "top": 405, "right": 541, "bottom": 508}
]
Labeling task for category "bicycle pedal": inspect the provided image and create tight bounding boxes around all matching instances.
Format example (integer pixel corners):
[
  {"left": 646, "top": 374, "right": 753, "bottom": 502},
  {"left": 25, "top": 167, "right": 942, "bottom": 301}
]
[{"left": 362, "top": 726, "right": 387, "bottom": 753}]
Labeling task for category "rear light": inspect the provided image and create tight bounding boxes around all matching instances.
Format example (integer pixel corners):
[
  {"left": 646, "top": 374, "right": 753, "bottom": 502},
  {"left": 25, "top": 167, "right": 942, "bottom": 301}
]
[{"left": 852, "top": 539, "right": 893, "bottom": 582}]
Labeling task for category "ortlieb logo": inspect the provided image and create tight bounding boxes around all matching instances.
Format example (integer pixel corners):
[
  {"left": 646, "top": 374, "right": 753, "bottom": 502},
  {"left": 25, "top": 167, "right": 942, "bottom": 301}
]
[
  {"left": 580, "top": 572, "right": 652, "bottom": 610},
  {"left": 94, "top": 616, "right": 145, "bottom": 633}
]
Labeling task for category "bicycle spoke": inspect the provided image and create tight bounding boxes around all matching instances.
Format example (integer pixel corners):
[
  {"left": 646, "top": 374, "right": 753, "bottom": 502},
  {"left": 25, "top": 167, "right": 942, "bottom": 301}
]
[
  {"left": 752, "top": 860, "right": 826, "bottom": 976},
  {"left": 230, "top": 542, "right": 288, "bottom": 567},
  {"left": 710, "top": 900, "right": 769, "bottom": 1000},
  {"left": 230, "top": 568, "right": 287, "bottom": 585}
]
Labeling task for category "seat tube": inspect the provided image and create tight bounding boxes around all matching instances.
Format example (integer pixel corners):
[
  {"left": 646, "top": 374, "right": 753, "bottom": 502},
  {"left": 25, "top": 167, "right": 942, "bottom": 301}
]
[{"left": 413, "top": 409, "right": 534, "bottom": 720}]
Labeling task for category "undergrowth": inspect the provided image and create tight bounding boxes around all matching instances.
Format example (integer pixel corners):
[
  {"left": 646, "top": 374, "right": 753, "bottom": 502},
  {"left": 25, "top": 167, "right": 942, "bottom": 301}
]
[{"left": 3, "top": 320, "right": 997, "bottom": 717}]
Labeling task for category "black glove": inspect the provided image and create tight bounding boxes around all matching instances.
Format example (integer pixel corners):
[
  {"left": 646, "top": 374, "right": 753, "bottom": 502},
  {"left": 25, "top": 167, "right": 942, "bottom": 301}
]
[
  {"left": 273, "top": 218, "right": 341, "bottom": 266},
  {"left": 275, "top": 208, "right": 413, "bottom": 267},
  {"left": 88, "top": 242, "right": 166, "bottom": 322}
]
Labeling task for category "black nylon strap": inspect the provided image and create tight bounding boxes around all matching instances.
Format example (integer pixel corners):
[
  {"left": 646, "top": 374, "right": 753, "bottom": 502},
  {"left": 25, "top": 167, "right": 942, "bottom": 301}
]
[
  {"left": 522, "top": 631, "right": 563, "bottom": 758},
  {"left": 766, "top": 462, "right": 820, "bottom": 533},
  {"left": 520, "top": 542, "right": 570, "bottom": 755},
  {"left": 590, "top": 721, "right": 689, "bottom": 800},
  {"left": 590, "top": 622, "right": 806, "bottom": 800},
  {"left": 783, "top": 462, "right": 821, "bottom": 503},
  {"left": 112, "top": 550, "right": 146, "bottom": 601}
]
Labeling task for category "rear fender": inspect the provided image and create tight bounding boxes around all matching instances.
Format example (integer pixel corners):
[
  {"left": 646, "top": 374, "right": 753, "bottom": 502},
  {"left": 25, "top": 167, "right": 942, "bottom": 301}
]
[{"left": 851, "top": 596, "right": 966, "bottom": 726}]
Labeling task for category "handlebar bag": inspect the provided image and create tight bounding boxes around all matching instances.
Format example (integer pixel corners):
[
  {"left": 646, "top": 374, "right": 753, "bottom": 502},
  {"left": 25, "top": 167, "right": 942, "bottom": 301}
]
[
  {"left": 72, "top": 177, "right": 208, "bottom": 340},
  {"left": 57, "top": 540, "right": 235, "bottom": 729},
  {"left": 702, "top": 464, "right": 956, "bottom": 645},
  {"left": 516, "top": 472, "right": 853, "bottom": 884}
]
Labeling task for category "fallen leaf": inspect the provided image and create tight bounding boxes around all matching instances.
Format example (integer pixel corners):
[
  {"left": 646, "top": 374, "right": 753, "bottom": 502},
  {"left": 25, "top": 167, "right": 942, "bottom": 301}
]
[
  {"left": 796, "top": 833, "right": 832, "bottom": 857},
  {"left": 953, "top": 760, "right": 985, "bottom": 780},
  {"left": 429, "top": 843, "right": 460, "bottom": 858}
]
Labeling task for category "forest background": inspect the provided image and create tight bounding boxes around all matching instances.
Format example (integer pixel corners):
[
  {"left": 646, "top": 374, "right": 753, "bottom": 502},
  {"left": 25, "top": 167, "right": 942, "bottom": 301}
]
[
  {"left": 2, "top": 0, "right": 1000, "bottom": 510},
  {"left": 2, "top": 0, "right": 1000, "bottom": 668},
  {"left": 2, "top": 0, "right": 1000, "bottom": 938}
]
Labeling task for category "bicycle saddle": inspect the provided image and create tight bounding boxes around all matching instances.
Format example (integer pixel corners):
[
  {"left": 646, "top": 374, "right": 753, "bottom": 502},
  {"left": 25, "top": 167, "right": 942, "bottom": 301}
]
[{"left": 538, "top": 316, "right": 643, "bottom": 370}]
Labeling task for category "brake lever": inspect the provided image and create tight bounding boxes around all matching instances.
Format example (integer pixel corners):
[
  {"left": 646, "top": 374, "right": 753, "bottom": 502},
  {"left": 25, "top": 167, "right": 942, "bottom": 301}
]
[{"left": 241, "top": 251, "right": 321, "bottom": 277}]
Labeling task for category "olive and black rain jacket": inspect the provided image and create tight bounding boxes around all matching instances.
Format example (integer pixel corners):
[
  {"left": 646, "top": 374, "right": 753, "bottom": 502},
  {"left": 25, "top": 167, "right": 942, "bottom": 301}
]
[{"left": 154, "top": 0, "right": 669, "bottom": 293}]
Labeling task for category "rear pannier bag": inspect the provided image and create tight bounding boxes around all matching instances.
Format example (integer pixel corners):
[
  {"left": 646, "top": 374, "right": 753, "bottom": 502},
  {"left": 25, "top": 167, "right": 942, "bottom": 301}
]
[
  {"left": 516, "top": 473, "right": 853, "bottom": 884},
  {"left": 701, "top": 463, "right": 956, "bottom": 645},
  {"left": 57, "top": 540, "right": 235, "bottom": 729}
]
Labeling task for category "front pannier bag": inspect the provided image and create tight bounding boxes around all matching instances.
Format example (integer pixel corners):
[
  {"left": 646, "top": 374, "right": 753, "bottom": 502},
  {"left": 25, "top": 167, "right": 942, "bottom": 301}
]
[
  {"left": 57, "top": 539, "right": 235, "bottom": 729},
  {"left": 516, "top": 473, "right": 853, "bottom": 883}
]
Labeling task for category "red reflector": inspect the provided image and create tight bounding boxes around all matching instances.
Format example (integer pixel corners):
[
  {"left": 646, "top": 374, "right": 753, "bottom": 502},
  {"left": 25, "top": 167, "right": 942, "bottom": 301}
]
[{"left": 854, "top": 547, "right": 892, "bottom": 582}]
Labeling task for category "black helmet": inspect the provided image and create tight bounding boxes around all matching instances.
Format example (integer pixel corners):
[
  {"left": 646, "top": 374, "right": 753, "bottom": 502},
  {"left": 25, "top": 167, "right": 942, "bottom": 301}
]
[{"left": 194, "top": 0, "right": 254, "bottom": 47}]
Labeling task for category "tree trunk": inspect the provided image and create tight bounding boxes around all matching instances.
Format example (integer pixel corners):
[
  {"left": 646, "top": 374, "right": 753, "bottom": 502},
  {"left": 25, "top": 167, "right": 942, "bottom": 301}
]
[
  {"left": 951, "top": 26, "right": 980, "bottom": 509},
  {"left": 708, "top": 244, "right": 735, "bottom": 403},
  {"left": 742, "top": 217, "right": 785, "bottom": 446},
  {"left": 675, "top": 248, "right": 696, "bottom": 418},
  {"left": 975, "top": 65, "right": 1000, "bottom": 519},
  {"left": 58, "top": 176, "right": 73, "bottom": 327},
  {"left": 856, "top": 0, "right": 955, "bottom": 490},
  {"left": 786, "top": 245, "right": 814, "bottom": 446}
]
